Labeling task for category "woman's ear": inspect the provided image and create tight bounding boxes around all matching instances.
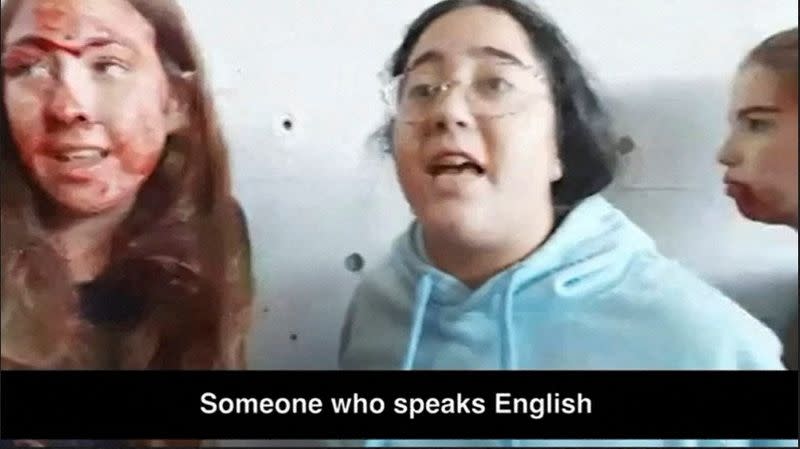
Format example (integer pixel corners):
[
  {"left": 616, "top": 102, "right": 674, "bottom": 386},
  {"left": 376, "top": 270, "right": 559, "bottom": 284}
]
[{"left": 165, "top": 71, "right": 197, "bottom": 134}]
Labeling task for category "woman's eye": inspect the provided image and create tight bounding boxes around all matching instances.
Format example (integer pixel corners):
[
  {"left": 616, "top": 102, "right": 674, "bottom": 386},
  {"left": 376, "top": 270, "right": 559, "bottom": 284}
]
[
  {"left": 2, "top": 51, "right": 51, "bottom": 78},
  {"left": 12, "top": 60, "right": 51, "bottom": 78},
  {"left": 28, "top": 62, "right": 51, "bottom": 77},
  {"left": 475, "top": 77, "right": 513, "bottom": 96},
  {"left": 93, "top": 59, "right": 129, "bottom": 77},
  {"left": 406, "top": 83, "right": 435, "bottom": 99},
  {"left": 745, "top": 117, "right": 773, "bottom": 133}
]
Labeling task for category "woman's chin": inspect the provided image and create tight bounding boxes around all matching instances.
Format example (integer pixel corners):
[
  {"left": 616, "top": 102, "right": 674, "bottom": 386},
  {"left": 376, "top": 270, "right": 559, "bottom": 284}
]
[
  {"left": 46, "top": 189, "right": 135, "bottom": 218},
  {"left": 735, "top": 198, "right": 790, "bottom": 226},
  {"left": 419, "top": 208, "right": 499, "bottom": 248}
]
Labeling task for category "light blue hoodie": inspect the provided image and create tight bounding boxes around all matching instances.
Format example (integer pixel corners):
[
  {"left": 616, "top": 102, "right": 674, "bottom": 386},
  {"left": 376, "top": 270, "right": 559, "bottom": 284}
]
[{"left": 337, "top": 195, "right": 793, "bottom": 447}]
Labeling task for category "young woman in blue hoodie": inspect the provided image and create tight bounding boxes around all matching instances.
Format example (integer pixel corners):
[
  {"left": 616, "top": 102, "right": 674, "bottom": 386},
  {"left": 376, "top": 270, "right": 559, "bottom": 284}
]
[{"left": 337, "top": 0, "right": 791, "bottom": 446}]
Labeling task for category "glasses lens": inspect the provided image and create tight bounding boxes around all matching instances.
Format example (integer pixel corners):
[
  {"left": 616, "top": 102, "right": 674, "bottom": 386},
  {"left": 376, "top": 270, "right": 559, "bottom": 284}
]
[{"left": 384, "top": 64, "right": 543, "bottom": 121}]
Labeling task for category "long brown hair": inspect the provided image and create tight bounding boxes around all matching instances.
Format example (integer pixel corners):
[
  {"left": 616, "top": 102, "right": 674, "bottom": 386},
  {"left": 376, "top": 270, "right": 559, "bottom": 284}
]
[{"left": 0, "top": 0, "right": 253, "bottom": 369}]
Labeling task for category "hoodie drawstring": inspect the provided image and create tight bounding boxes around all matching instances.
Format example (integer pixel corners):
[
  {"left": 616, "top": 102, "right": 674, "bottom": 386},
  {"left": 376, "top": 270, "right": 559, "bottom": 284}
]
[
  {"left": 502, "top": 271, "right": 521, "bottom": 448},
  {"left": 405, "top": 272, "right": 520, "bottom": 371},
  {"left": 400, "top": 272, "right": 520, "bottom": 447},
  {"left": 402, "top": 274, "right": 433, "bottom": 370},
  {"left": 500, "top": 271, "right": 519, "bottom": 371}
]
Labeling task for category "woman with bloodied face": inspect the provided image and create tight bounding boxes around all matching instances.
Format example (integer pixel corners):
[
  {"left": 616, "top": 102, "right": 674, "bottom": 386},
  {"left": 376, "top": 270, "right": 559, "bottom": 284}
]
[
  {"left": 0, "top": 0, "right": 253, "bottom": 375},
  {"left": 338, "top": 2, "right": 791, "bottom": 444},
  {"left": 718, "top": 28, "right": 798, "bottom": 370}
]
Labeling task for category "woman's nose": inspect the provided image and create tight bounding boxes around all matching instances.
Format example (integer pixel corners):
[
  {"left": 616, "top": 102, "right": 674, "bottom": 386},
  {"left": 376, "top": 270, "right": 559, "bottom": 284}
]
[
  {"left": 430, "top": 85, "right": 476, "bottom": 131},
  {"left": 717, "top": 135, "right": 742, "bottom": 167},
  {"left": 46, "top": 63, "right": 95, "bottom": 126}
]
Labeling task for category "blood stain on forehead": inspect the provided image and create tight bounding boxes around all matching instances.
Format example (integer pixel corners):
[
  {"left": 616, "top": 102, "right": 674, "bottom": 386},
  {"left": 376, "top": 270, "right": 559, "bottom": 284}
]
[{"left": 33, "top": 0, "right": 80, "bottom": 33}]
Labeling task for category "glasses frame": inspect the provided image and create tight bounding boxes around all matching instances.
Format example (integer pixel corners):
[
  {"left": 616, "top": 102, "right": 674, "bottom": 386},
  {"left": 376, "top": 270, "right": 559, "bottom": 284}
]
[{"left": 381, "top": 62, "right": 546, "bottom": 124}]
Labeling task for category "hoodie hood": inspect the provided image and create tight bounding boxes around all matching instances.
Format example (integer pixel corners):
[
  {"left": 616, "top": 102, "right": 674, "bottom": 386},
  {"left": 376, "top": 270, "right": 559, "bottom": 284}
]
[
  {"left": 391, "top": 195, "right": 657, "bottom": 370},
  {"left": 339, "top": 195, "right": 788, "bottom": 447}
]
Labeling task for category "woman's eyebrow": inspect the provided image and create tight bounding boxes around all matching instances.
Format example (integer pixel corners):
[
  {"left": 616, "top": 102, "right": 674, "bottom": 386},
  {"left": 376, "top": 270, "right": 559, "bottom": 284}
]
[
  {"left": 407, "top": 45, "right": 526, "bottom": 72},
  {"left": 3, "top": 34, "right": 134, "bottom": 57},
  {"left": 407, "top": 50, "right": 443, "bottom": 71},
  {"left": 467, "top": 46, "right": 525, "bottom": 65},
  {"left": 737, "top": 105, "right": 781, "bottom": 119}
]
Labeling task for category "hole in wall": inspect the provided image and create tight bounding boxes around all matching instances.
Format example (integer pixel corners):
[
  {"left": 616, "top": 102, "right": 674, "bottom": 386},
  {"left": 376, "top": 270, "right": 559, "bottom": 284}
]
[
  {"left": 273, "top": 112, "right": 299, "bottom": 138},
  {"left": 345, "top": 253, "right": 365, "bottom": 273},
  {"left": 617, "top": 135, "right": 636, "bottom": 155},
  {"left": 290, "top": 333, "right": 298, "bottom": 341}
]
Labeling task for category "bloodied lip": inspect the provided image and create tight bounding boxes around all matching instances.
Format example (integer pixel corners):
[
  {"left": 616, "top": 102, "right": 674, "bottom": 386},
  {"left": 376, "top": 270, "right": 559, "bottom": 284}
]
[{"left": 45, "top": 146, "right": 111, "bottom": 179}]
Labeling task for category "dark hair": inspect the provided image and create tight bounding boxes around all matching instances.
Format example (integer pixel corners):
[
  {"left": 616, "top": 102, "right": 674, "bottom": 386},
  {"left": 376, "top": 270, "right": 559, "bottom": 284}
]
[{"left": 381, "top": 0, "right": 616, "bottom": 207}]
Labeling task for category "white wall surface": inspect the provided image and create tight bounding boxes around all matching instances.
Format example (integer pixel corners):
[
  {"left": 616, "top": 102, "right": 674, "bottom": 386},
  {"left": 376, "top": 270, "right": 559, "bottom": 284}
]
[{"left": 174, "top": 0, "right": 799, "bottom": 371}]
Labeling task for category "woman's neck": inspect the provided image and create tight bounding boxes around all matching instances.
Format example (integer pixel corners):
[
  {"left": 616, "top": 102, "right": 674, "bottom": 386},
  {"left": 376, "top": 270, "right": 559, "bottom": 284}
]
[
  {"left": 41, "top": 199, "right": 135, "bottom": 283},
  {"left": 423, "top": 209, "right": 556, "bottom": 289}
]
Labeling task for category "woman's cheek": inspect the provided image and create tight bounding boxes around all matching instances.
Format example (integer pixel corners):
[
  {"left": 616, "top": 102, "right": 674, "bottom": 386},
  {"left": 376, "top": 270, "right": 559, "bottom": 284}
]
[
  {"left": 5, "top": 84, "right": 47, "bottom": 164},
  {"left": 118, "top": 144, "right": 164, "bottom": 176},
  {"left": 107, "top": 100, "right": 168, "bottom": 177}
]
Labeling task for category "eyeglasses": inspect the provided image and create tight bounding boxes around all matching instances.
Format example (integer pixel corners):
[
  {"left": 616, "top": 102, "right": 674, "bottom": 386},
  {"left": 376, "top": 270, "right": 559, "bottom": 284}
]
[{"left": 382, "top": 62, "right": 547, "bottom": 123}]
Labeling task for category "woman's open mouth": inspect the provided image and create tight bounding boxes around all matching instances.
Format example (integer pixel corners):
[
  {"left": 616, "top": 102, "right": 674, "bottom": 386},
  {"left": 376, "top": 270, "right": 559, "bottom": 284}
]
[
  {"left": 428, "top": 161, "right": 486, "bottom": 176},
  {"left": 50, "top": 147, "right": 110, "bottom": 169},
  {"left": 427, "top": 152, "right": 486, "bottom": 177}
]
